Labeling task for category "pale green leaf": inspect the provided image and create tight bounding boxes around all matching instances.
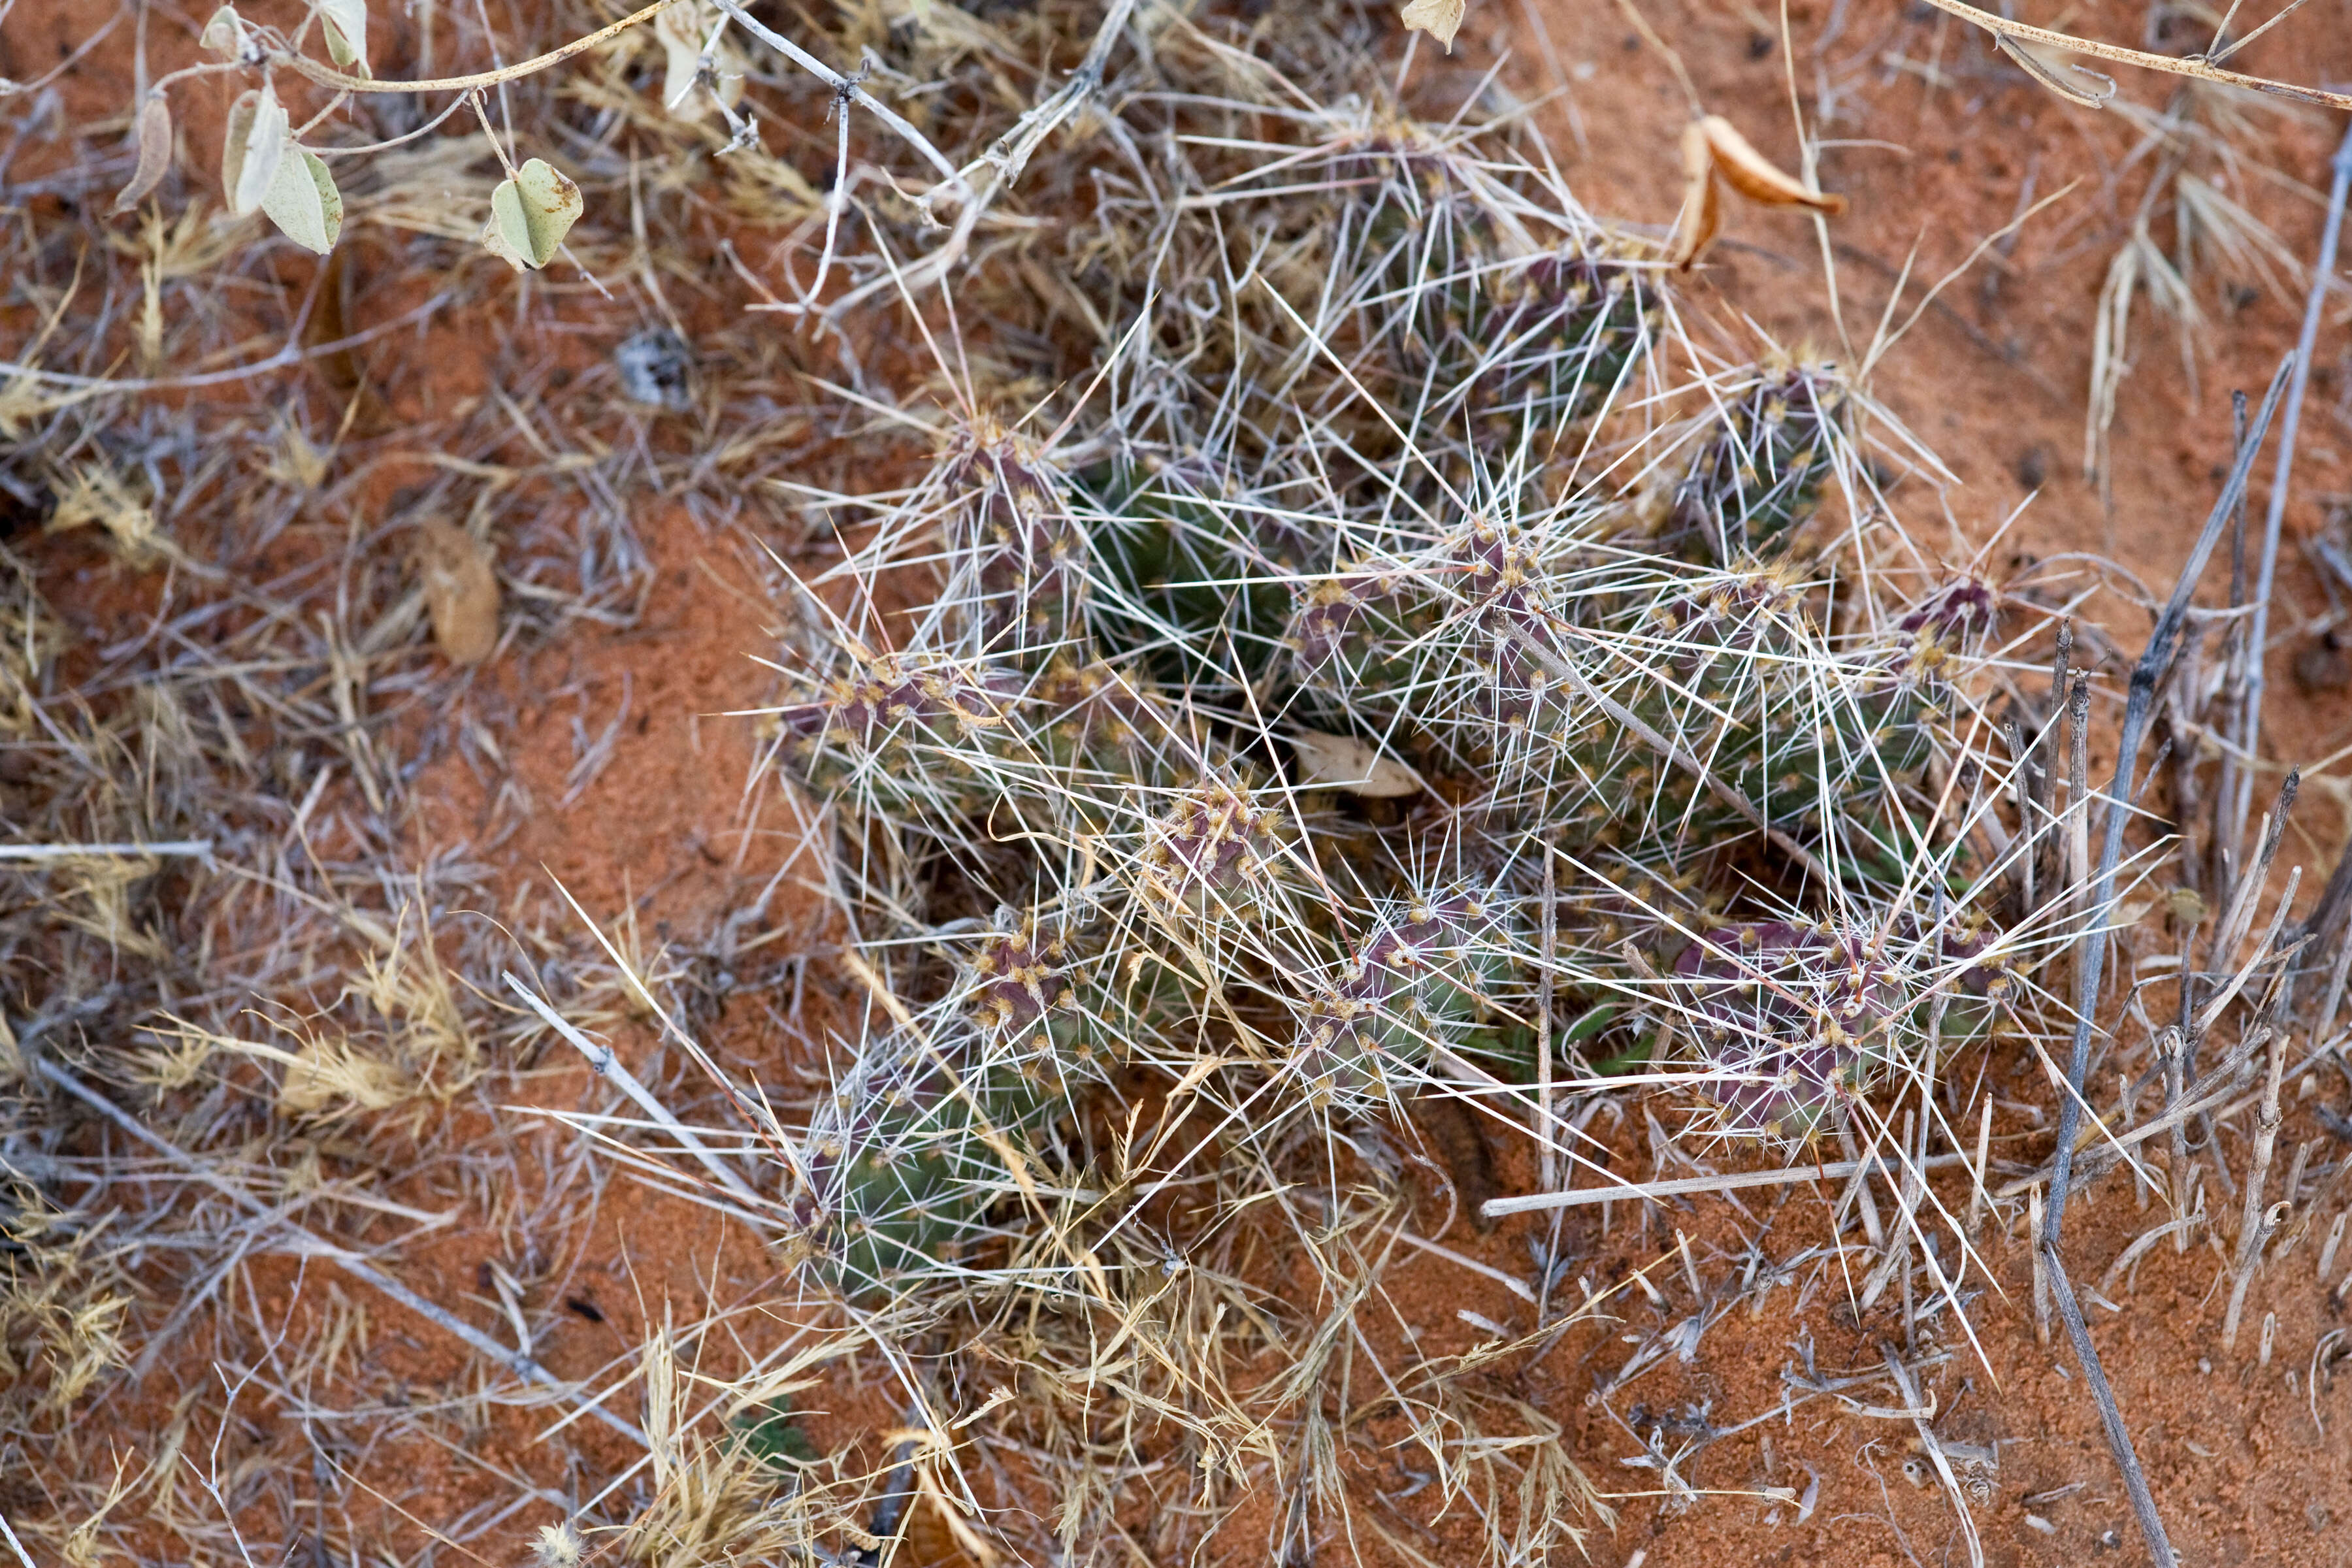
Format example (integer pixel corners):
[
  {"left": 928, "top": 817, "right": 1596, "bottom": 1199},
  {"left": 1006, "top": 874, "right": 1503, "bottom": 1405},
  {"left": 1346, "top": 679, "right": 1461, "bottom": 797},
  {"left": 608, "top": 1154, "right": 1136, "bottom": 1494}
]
[
  {"left": 482, "top": 157, "right": 582, "bottom": 271},
  {"left": 221, "top": 86, "right": 288, "bottom": 219},
  {"left": 200, "top": 4, "right": 248, "bottom": 57},
  {"left": 317, "top": 0, "right": 370, "bottom": 76},
  {"left": 260, "top": 147, "right": 342, "bottom": 254}
]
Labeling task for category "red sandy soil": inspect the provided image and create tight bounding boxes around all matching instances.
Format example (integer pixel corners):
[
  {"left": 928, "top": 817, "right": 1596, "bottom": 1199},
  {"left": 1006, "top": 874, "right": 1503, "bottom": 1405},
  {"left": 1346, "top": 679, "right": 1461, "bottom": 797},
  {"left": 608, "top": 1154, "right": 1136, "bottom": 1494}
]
[{"left": 8, "top": 0, "right": 2352, "bottom": 1565}]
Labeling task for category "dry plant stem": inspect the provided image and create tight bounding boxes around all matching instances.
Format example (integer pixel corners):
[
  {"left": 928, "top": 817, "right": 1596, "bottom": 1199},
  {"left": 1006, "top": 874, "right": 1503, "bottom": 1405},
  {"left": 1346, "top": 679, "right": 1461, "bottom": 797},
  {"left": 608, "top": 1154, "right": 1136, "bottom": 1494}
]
[
  {"left": 504, "top": 972, "right": 766, "bottom": 1209},
  {"left": 2304, "top": 834, "right": 2352, "bottom": 958},
  {"left": 2050, "top": 351, "right": 2295, "bottom": 1241},
  {"left": 29, "top": 1058, "right": 652, "bottom": 1446},
  {"left": 2104, "top": 1205, "right": 2208, "bottom": 1293},
  {"left": 2315, "top": 911, "right": 2352, "bottom": 1047},
  {"left": 0, "top": 840, "right": 211, "bottom": 859},
  {"left": 2038, "top": 353, "right": 2295, "bottom": 1568},
  {"left": 1914, "top": 0, "right": 2352, "bottom": 110},
  {"left": 2223, "top": 983, "right": 2293, "bottom": 1350},
  {"left": 271, "top": 0, "right": 684, "bottom": 93},
  {"left": 2034, "top": 622, "right": 2070, "bottom": 900},
  {"left": 1538, "top": 845, "right": 1557, "bottom": 1192},
  {"left": 1880, "top": 1342, "right": 1985, "bottom": 1568},
  {"left": 2166, "top": 1020, "right": 2196, "bottom": 1253},
  {"left": 2006, "top": 717, "right": 2038, "bottom": 911},
  {"left": 1967, "top": 1094, "right": 1992, "bottom": 1237},
  {"left": 2238, "top": 122, "right": 2352, "bottom": 840},
  {"left": 2029, "top": 1184, "right": 2051, "bottom": 1345},
  {"left": 2214, "top": 776, "right": 2300, "bottom": 968},
  {"left": 2040, "top": 1237, "right": 2178, "bottom": 1568},
  {"left": 2066, "top": 673, "right": 2091, "bottom": 931},
  {"left": 2215, "top": 395, "right": 2254, "bottom": 887},
  {"left": 269, "top": 0, "right": 962, "bottom": 186},
  {"left": 1482, "top": 1154, "right": 1969, "bottom": 1217},
  {"left": 1999, "top": 1065, "right": 2264, "bottom": 1199},
  {"left": 702, "top": 0, "right": 958, "bottom": 184}
]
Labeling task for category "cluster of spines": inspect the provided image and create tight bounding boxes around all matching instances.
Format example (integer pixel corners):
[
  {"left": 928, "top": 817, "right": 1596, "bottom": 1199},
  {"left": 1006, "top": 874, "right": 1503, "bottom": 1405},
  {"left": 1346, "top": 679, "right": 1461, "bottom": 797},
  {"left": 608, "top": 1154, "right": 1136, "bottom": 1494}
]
[
  {"left": 796, "top": 915, "right": 1116, "bottom": 1299},
  {"left": 1663, "top": 359, "right": 1848, "bottom": 564},
  {"left": 939, "top": 418, "right": 1088, "bottom": 664},
  {"left": 773, "top": 651, "right": 1022, "bottom": 815},
  {"left": 1670, "top": 904, "right": 2017, "bottom": 1143},
  {"left": 772, "top": 91, "right": 2015, "bottom": 1305},
  {"left": 1290, "top": 889, "right": 1511, "bottom": 1111}
]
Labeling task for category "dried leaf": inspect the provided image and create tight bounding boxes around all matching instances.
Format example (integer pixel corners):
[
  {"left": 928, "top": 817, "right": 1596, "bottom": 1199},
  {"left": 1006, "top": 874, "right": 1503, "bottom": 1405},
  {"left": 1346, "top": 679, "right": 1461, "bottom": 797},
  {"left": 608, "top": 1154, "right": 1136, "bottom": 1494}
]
[
  {"left": 317, "top": 0, "right": 370, "bottom": 76},
  {"left": 1670, "top": 120, "right": 1722, "bottom": 272},
  {"left": 1673, "top": 113, "right": 1844, "bottom": 270},
  {"left": 199, "top": 3, "right": 247, "bottom": 57},
  {"left": 482, "top": 157, "right": 582, "bottom": 271},
  {"left": 111, "top": 96, "right": 174, "bottom": 215},
  {"left": 1995, "top": 34, "right": 2115, "bottom": 108},
  {"left": 1697, "top": 116, "right": 1846, "bottom": 214},
  {"left": 1398, "top": 0, "right": 1467, "bottom": 52},
  {"left": 417, "top": 517, "right": 500, "bottom": 664},
  {"left": 1290, "top": 728, "right": 1424, "bottom": 798},
  {"left": 221, "top": 84, "right": 287, "bottom": 219},
  {"left": 260, "top": 148, "right": 343, "bottom": 254}
]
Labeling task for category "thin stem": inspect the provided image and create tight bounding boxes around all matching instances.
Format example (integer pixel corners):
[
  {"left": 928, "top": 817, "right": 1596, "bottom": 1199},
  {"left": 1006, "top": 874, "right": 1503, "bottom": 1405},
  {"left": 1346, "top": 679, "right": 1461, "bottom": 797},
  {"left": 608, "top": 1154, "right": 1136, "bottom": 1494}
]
[
  {"left": 2040, "top": 1239, "right": 2180, "bottom": 1567},
  {"left": 270, "top": 0, "right": 683, "bottom": 94},
  {"left": 2240, "top": 122, "right": 2352, "bottom": 849},
  {"left": 2224, "top": 970, "right": 2296, "bottom": 1350},
  {"left": 2050, "top": 352, "right": 2295, "bottom": 1244},
  {"left": 2038, "top": 353, "right": 2295, "bottom": 1568},
  {"left": 1915, "top": 0, "right": 2352, "bottom": 110},
  {"left": 1538, "top": 843, "right": 1558, "bottom": 1192},
  {"left": 33, "top": 1058, "right": 649, "bottom": 1446}
]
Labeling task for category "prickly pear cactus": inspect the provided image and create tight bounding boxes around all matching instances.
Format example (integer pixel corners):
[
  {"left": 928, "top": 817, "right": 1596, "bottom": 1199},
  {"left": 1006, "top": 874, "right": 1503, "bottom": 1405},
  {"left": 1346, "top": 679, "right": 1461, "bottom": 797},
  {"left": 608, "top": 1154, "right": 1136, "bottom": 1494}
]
[
  {"left": 773, "top": 74, "right": 2019, "bottom": 1302},
  {"left": 1665, "top": 358, "right": 1849, "bottom": 563}
]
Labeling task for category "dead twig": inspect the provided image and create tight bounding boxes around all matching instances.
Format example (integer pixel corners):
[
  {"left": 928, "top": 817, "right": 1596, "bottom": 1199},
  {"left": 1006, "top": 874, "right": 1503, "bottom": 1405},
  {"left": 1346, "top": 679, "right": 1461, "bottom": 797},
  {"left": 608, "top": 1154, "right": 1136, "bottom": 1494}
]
[
  {"left": 2038, "top": 352, "right": 2296, "bottom": 1568},
  {"left": 1916, "top": 0, "right": 2352, "bottom": 110},
  {"left": 2238, "top": 123, "right": 2352, "bottom": 842}
]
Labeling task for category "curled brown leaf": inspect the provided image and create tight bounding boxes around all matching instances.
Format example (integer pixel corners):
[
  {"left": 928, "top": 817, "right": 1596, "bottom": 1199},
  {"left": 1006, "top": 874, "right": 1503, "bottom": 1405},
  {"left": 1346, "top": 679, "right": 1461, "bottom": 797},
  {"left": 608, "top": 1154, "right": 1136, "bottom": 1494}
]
[
  {"left": 1670, "top": 120, "right": 1722, "bottom": 272},
  {"left": 1698, "top": 116, "right": 1846, "bottom": 214},
  {"left": 1673, "top": 113, "right": 1846, "bottom": 271},
  {"left": 111, "top": 96, "right": 174, "bottom": 215}
]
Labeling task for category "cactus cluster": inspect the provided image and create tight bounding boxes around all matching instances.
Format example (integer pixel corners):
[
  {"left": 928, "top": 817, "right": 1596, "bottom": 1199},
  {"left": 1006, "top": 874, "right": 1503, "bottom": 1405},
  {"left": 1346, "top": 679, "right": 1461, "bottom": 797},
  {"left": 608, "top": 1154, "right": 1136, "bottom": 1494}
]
[{"left": 769, "top": 60, "right": 2021, "bottom": 1309}]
